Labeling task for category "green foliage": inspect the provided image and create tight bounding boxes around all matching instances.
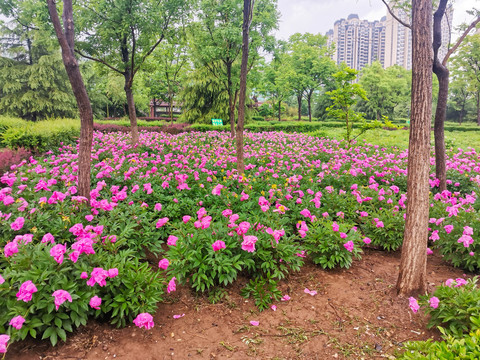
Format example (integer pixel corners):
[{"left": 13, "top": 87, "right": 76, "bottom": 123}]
[
  {"left": 398, "top": 329, "right": 480, "bottom": 359},
  {"left": 303, "top": 220, "right": 363, "bottom": 269},
  {"left": 357, "top": 62, "right": 410, "bottom": 121},
  {"left": 241, "top": 276, "right": 282, "bottom": 311},
  {"left": 358, "top": 208, "right": 405, "bottom": 252},
  {"left": 417, "top": 277, "right": 480, "bottom": 338},
  {"left": 0, "top": 55, "right": 78, "bottom": 121},
  {"left": 326, "top": 65, "right": 371, "bottom": 146},
  {"left": 0, "top": 117, "right": 80, "bottom": 152}
]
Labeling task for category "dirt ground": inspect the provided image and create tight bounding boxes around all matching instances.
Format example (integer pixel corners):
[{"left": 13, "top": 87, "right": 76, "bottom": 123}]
[{"left": 7, "top": 249, "right": 467, "bottom": 360}]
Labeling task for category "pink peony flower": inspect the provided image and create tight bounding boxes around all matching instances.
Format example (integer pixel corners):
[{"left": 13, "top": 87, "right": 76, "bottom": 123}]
[
  {"left": 85, "top": 215, "right": 94, "bottom": 222},
  {"left": 0, "top": 275, "right": 4, "bottom": 284},
  {"left": 236, "top": 221, "right": 251, "bottom": 235},
  {"left": 52, "top": 289, "right": 72, "bottom": 310},
  {"left": 0, "top": 334, "right": 10, "bottom": 354},
  {"left": 9, "top": 315, "right": 25, "bottom": 330},
  {"left": 133, "top": 313, "right": 154, "bottom": 330},
  {"left": 156, "top": 217, "right": 169, "bottom": 228},
  {"left": 455, "top": 278, "right": 467, "bottom": 287},
  {"left": 363, "top": 237, "right": 371, "bottom": 245},
  {"left": 173, "top": 314, "right": 185, "bottom": 319},
  {"left": 107, "top": 268, "right": 118, "bottom": 278},
  {"left": 271, "top": 305, "right": 277, "bottom": 311},
  {"left": 426, "top": 248, "right": 433, "bottom": 255},
  {"left": 409, "top": 297, "right": 420, "bottom": 313},
  {"left": 241, "top": 235, "right": 257, "bottom": 253},
  {"left": 340, "top": 232, "right": 347, "bottom": 239},
  {"left": 4, "top": 242, "right": 18, "bottom": 258},
  {"left": 281, "top": 295, "right": 291, "bottom": 301},
  {"left": 86, "top": 268, "right": 109, "bottom": 287},
  {"left": 332, "top": 222, "right": 339, "bottom": 232},
  {"left": 158, "top": 258, "right": 170, "bottom": 270},
  {"left": 50, "top": 244, "right": 67, "bottom": 264},
  {"left": 167, "top": 235, "right": 178, "bottom": 246},
  {"left": 250, "top": 321, "right": 259, "bottom": 326},
  {"left": 182, "top": 215, "right": 191, "bottom": 223},
  {"left": 222, "top": 209, "right": 233, "bottom": 218},
  {"left": 343, "top": 241, "right": 354, "bottom": 252},
  {"left": 80, "top": 272, "right": 88, "bottom": 279},
  {"left": 212, "top": 184, "right": 224, "bottom": 196},
  {"left": 41, "top": 233, "right": 55, "bottom": 244},
  {"left": 167, "top": 277, "right": 176, "bottom": 293},
  {"left": 16, "top": 280, "right": 37, "bottom": 302},
  {"left": 429, "top": 296, "right": 439, "bottom": 309},
  {"left": 444, "top": 224, "right": 454, "bottom": 234},
  {"left": 89, "top": 296, "right": 102, "bottom": 310},
  {"left": 154, "top": 203, "right": 162, "bottom": 211},
  {"left": 212, "top": 240, "right": 226, "bottom": 251},
  {"left": 10, "top": 217, "right": 24, "bottom": 231}
]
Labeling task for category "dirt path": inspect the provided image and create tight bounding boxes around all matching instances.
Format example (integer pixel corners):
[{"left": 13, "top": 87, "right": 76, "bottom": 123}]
[{"left": 7, "top": 250, "right": 465, "bottom": 360}]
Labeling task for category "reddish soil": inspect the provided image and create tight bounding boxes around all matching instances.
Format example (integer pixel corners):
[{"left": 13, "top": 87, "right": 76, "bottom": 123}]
[{"left": 7, "top": 250, "right": 466, "bottom": 360}]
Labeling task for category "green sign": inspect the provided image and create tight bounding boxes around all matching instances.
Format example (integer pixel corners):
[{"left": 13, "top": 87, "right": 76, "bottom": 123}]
[
  {"left": 211, "top": 118, "right": 223, "bottom": 126},
  {"left": 406, "top": 119, "right": 410, "bottom": 125}
]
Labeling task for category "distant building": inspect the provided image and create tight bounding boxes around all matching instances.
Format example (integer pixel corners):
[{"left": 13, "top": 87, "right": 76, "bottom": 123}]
[
  {"left": 327, "top": 5, "right": 454, "bottom": 71},
  {"left": 149, "top": 100, "right": 182, "bottom": 118},
  {"left": 327, "top": 14, "right": 386, "bottom": 71}
]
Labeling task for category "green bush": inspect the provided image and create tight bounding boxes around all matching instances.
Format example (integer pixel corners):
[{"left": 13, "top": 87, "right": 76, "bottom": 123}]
[
  {"left": 418, "top": 277, "right": 480, "bottom": 338},
  {"left": 398, "top": 329, "right": 480, "bottom": 359},
  {"left": 0, "top": 117, "right": 80, "bottom": 152},
  {"left": 303, "top": 219, "right": 363, "bottom": 269}
]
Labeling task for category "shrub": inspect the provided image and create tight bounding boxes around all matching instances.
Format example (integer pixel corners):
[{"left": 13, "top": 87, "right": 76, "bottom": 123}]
[
  {"left": 0, "top": 148, "right": 32, "bottom": 176},
  {"left": 303, "top": 219, "right": 363, "bottom": 269},
  {"left": 398, "top": 329, "right": 480, "bottom": 359}
]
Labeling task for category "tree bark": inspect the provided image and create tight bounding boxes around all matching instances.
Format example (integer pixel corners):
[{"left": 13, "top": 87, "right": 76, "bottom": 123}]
[
  {"left": 47, "top": 0, "right": 93, "bottom": 200},
  {"left": 307, "top": 90, "right": 312, "bottom": 122},
  {"left": 226, "top": 63, "right": 236, "bottom": 137},
  {"left": 124, "top": 72, "right": 139, "bottom": 145},
  {"left": 396, "top": 0, "right": 432, "bottom": 297},
  {"left": 477, "top": 92, "right": 480, "bottom": 126},
  {"left": 297, "top": 94, "right": 302, "bottom": 121},
  {"left": 278, "top": 100, "right": 281, "bottom": 121},
  {"left": 433, "top": 69, "right": 448, "bottom": 191},
  {"left": 432, "top": 0, "right": 448, "bottom": 192},
  {"left": 236, "top": 0, "right": 253, "bottom": 176}
]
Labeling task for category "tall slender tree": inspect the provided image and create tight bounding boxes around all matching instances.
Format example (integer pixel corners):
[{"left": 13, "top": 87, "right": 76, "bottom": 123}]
[
  {"left": 47, "top": 0, "right": 93, "bottom": 199},
  {"left": 396, "top": 0, "right": 432, "bottom": 296},
  {"left": 236, "top": 0, "right": 254, "bottom": 175},
  {"left": 75, "top": 0, "right": 191, "bottom": 144}
]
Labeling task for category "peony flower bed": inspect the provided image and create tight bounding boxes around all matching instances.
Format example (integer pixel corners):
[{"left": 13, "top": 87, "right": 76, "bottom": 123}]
[{"left": 0, "top": 130, "right": 479, "bottom": 354}]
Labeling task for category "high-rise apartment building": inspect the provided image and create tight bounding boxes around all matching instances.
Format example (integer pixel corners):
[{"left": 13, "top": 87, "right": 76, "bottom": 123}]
[
  {"left": 327, "top": 14, "right": 386, "bottom": 71},
  {"left": 327, "top": 6, "right": 453, "bottom": 71}
]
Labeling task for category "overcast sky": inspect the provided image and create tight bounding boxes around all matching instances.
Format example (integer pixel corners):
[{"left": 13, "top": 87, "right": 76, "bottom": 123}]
[{"left": 275, "top": 0, "right": 480, "bottom": 40}]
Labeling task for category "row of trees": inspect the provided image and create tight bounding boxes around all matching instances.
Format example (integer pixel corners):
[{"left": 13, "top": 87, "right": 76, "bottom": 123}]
[{"left": 2, "top": 0, "right": 480, "bottom": 129}]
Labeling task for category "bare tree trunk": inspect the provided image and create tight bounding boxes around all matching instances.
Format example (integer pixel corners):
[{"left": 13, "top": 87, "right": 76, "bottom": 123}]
[
  {"left": 124, "top": 72, "right": 139, "bottom": 145},
  {"left": 47, "top": 0, "right": 93, "bottom": 200},
  {"left": 432, "top": 0, "right": 448, "bottom": 192},
  {"left": 307, "top": 91, "right": 312, "bottom": 122},
  {"left": 477, "top": 93, "right": 480, "bottom": 126},
  {"left": 278, "top": 100, "right": 281, "bottom": 121},
  {"left": 297, "top": 94, "right": 302, "bottom": 121},
  {"left": 396, "top": 0, "right": 432, "bottom": 297},
  {"left": 237, "top": 0, "right": 253, "bottom": 176},
  {"left": 226, "top": 63, "right": 235, "bottom": 138},
  {"left": 433, "top": 70, "right": 448, "bottom": 191}
]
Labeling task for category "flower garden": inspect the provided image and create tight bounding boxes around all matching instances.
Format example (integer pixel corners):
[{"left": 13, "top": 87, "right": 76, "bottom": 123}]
[{"left": 1, "top": 129, "right": 480, "bottom": 358}]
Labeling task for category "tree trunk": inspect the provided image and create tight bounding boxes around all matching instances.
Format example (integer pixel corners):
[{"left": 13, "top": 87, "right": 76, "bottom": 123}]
[
  {"left": 47, "top": 0, "right": 93, "bottom": 201},
  {"left": 396, "top": 0, "right": 432, "bottom": 297},
  {"left": 278, "top": 100, "right": 281, "bottom": 121},
  {"left": 124, "top": 72, "right": 139, "bottom": 145},
  {"left": 477, "top": 92, "right": 480, "bottom": 126},
  {"left": 236, "top": 0, "right": 253, "bottom": 176},
  {"left": 432, "top": 0, "right": 448, "bottom": 192},
  {"left": 169, "top": 94, "right": 174, "bottom": 123},
  {"left": 307, "top": 91, "right": 312, "bottom": 122},
  {"left": 226, "top": 63, "right": 235, "bottom": 137},
  {"left": 433, "top": 68, "right": 448, "bottom": 191},
  {"left": 297, "top": 94, "right": 302, "bottom": 121}
]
